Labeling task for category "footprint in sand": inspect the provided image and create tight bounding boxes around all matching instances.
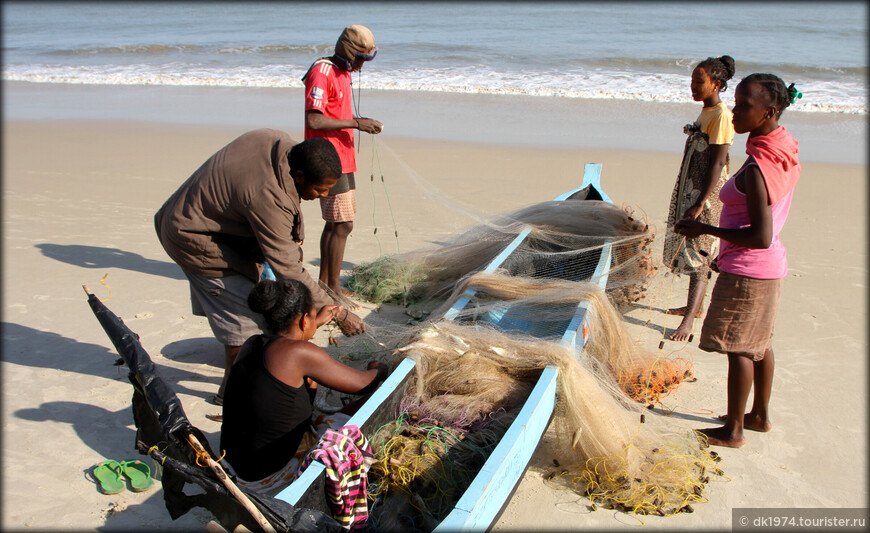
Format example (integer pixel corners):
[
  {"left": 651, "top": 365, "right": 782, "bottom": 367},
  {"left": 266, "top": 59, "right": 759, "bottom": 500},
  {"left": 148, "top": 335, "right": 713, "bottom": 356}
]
[{"left": 134, "top": 312, "right": 153, "bottom": 319}]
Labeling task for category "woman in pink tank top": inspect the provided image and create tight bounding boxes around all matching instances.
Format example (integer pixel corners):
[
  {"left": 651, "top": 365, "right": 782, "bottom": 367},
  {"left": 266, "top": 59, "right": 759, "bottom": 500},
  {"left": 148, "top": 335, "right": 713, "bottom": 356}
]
[{"left": 674, "top": 73, "right": 802, "bottom": 448}]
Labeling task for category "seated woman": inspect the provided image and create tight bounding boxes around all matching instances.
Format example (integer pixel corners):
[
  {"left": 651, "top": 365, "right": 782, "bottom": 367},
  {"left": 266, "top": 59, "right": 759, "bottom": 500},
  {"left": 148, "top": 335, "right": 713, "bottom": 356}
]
[{"left": 219, "top": 278, "right": 387, "bottom": 490}]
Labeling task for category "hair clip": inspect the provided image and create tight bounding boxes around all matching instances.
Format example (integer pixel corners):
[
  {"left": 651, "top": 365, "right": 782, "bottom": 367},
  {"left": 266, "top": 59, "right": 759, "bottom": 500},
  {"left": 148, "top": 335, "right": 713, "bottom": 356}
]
[{"left": 787, "top": 83, "right": 803, "bottom": 104}]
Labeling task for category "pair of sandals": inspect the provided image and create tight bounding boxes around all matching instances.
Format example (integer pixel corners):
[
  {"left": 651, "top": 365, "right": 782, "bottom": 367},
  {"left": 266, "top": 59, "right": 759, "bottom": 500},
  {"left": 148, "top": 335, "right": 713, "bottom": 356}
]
[{"left": 93, "top": 459, "right": 153, "bottom": 494}]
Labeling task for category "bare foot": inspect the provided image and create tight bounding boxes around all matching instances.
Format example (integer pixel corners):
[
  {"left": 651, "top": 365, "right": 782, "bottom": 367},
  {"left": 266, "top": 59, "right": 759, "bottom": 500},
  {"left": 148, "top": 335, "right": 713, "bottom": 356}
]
[
  {"left": 665, "top": 306, "right": 703, "bottom": 318},
  {"left": 330, "top": 287, "right": 360, "bottom": 310},
  {"left": 717, "top": 413, "right": 772, "bottom": 432},
  {"left": 668, "top": 320, "right": 694, "bottom": 341},
  {"left": 339, "top": 287, "right": 356, "bottom": 299},
  {"left": 697, "top": 426, "right": 745, "bottom": 448}
]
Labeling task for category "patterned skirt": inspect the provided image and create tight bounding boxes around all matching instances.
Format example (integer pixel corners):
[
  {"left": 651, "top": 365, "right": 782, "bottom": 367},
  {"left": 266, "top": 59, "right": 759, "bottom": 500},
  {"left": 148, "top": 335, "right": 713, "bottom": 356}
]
[
  {"left": 662, "top": 129, "right": 729, "bottom": 275},
  {"left": 225, "top": 412, "right": 352, "bottom": 496},
  {"left": 320, "top": 190, "right": 357, "bottom": 223}
]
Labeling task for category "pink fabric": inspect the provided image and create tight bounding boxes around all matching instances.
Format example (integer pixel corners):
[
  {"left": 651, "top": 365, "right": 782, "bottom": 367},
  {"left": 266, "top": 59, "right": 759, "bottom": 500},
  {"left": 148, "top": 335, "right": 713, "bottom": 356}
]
[
  {"left": 298, "top": 425, "right": 373, "bottom": 530},
  {"left": 745, "top": 126, "right": 800, "bottom": 205},
  {"left": 716, "top": 126, "right": 800, "bottom": 279},
  {"left": 717, "top": 167, "right": 795, "bottom": 279}
]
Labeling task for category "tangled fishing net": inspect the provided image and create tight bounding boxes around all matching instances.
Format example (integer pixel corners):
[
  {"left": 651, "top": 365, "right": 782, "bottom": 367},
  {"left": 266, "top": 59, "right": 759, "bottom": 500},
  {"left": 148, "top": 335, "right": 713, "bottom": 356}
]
[
  {"left": 321, "top": 195, "right": 719, "bottom": 528},
  {"left": 353, "top": 272, "right": 713, "bottom": 530},
  {"left": 347, "top": 199, "right": 657, "bottom": 311},
  {"left": 432, "top": 272, "right": 695, "bottom": 405}
]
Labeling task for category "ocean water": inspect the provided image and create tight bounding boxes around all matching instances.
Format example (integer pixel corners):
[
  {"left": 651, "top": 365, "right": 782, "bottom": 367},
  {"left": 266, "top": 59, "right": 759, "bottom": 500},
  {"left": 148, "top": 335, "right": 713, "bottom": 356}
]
[{"left": 3, "top": 1, "right": 866, "bottom": 114}]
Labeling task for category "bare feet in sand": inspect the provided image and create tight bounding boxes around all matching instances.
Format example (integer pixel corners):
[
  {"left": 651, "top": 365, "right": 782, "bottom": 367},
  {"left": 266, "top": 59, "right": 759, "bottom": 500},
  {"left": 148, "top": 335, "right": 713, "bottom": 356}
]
[
  {"left": 668, "top": 322, "right": 694, "bottom": 341},
  {"left": 331, "top": 287, "right": 360, "bottom": 310},
  {"left": 338, "top": 287, "right": 354, "bottom": 297},
  {"left": 717, "top": 413, "right": 772, "bottom": 432},
  {"left": 697, "top": 426, "right": 746, "bottom": 448},
  {"left": 666, "top": 306, "right": 702, "bottom": 341}
]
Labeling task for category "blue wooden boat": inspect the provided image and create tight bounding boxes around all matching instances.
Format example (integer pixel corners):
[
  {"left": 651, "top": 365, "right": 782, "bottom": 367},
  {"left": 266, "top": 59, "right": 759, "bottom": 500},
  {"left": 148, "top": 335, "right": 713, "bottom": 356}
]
[{"left": 276, "top": 164, "right": 615, "bottom": 531}]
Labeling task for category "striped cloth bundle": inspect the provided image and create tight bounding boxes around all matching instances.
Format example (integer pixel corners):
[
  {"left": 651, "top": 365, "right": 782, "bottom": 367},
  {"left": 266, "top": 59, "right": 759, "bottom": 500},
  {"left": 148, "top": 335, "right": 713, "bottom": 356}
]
[{"left": 298, "top": 425, "right": 374, "bottom": 530}]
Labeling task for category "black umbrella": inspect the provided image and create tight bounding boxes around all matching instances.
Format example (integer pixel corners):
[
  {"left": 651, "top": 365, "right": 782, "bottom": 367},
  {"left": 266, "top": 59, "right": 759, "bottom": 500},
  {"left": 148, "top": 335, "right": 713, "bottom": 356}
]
[
  {"left": 84, "top": 286, "right": 190, "bottom": 437},
  {"left": 83, "top": 286, "right": 338, "bottom": 533}
]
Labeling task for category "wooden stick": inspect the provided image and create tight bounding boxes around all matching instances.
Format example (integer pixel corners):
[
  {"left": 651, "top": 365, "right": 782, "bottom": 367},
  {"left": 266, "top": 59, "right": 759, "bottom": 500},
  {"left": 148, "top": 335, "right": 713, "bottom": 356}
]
[{"left": 185, "top": 434, "right": 276, "bottom": 533}]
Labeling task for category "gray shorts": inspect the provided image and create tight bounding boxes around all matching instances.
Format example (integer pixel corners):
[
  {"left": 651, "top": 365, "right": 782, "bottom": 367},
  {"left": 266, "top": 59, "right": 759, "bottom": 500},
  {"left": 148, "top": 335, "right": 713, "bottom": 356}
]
[{"left": 184, "top": 270, "right": 267, "bottom": 346}]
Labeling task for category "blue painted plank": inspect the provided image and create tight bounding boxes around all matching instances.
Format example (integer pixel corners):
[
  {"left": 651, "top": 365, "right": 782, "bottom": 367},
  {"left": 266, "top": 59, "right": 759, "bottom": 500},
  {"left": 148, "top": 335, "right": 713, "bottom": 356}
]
[
  {"left": 441, "top": 293, "right": 472, "bottom": 322},
  {"left": 581, "top": 163, "right": 602, "bottom": 190},
  {"left": 552, "top": 186, "right": 585, "bottom": 201},
  {"left": 562, "top": 300, "right": 592, "bottom": 350},
  {"left": 590, "top": 240, "right": 613, "bottom": 288},
  {"left": 443, "top": 227, "right": 531, "bottom": 321},
  {"left": 275, "top": 459, "right": 324, "bottom": 505},
  {"left": 435, "top": 365, "right": 559, "bottom": 532},
  {"left": 561, "top": 239, "right": 613, "bottom": 350},
  {"left": 483, "top": 227, "right": 533, "bottom": 274},
  {"left": 345, "top": 357, "right": 416, "bottom": 429},
  {"left": 553, "top": 163, "right": 607, "bottom": 201},
  {"left": 580, "top": 163, "right": 612, "bottom": 202}
]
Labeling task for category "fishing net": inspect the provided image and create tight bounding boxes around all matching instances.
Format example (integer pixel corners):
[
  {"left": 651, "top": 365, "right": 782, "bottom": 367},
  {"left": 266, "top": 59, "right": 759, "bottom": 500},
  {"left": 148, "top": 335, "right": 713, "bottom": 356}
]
[
  {"left": 347, "top": 199, "right": 656, "bottom": 311},
  {"left": 318, "top": 195, "right": 718, "bottom": 527},
  {"left": 341, "top": 273, "right": 712, "bottom": 529},
  {"left": 360, "top": 325, "right": 714, "bottom": 527},
  {"left": 432, "top": 272, "right": 695, "bottom": 405}
]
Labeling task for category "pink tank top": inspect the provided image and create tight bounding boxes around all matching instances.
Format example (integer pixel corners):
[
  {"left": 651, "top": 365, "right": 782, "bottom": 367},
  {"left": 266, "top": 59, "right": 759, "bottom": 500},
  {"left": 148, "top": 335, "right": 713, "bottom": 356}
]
[{"left": 716, "top": 163, "right": 794, "bottom": 279}]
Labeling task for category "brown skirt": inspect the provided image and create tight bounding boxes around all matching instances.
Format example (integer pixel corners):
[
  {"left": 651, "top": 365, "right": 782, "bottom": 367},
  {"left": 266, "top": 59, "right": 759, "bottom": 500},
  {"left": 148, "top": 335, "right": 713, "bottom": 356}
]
[{"left": 699, "top": 271, "right": 783, "bottom": 361}]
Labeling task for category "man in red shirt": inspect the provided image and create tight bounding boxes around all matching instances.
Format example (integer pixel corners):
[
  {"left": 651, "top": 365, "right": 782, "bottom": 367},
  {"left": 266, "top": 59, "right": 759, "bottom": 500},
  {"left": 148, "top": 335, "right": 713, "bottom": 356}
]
[{"left": 303, "top": 25, "right": 383, "bottom": 300}]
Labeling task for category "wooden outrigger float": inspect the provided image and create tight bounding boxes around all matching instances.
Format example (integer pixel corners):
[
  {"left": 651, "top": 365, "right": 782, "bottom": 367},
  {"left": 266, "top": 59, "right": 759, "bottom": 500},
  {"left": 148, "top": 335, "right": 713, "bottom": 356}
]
[{"left": 277, "top": 164, "right": 615, "bottom": 531}]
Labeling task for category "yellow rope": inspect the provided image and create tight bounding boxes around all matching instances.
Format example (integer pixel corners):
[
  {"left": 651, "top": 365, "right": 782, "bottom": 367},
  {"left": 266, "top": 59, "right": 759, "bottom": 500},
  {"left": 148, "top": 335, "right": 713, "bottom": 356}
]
[
  {"left": 147, "top": 445, "right": 165, "bottom": 465},
  {"left": 185, "top": 434, "right": 213, "bottom": 467},
  {"left": 99, "top": 273, "right": 112, "bottom": 302}
]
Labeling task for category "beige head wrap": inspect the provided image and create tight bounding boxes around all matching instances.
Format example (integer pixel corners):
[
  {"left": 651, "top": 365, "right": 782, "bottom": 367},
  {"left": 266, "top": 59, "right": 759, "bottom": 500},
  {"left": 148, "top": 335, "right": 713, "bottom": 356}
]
[{"left": 335, "top": 25, "right": 376, "bottom": 62}]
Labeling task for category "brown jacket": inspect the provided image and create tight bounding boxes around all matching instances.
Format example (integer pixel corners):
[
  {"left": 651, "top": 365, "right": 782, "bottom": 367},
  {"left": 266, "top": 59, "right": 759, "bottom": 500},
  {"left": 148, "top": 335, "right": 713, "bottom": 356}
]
[{"left": 155, "top": 129, "right": 333, "bottom": 309}]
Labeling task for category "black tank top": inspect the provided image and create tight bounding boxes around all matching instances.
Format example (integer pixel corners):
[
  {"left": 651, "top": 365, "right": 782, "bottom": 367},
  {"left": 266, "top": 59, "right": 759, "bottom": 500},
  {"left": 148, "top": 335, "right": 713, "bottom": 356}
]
[{"left": 220, "top": 334, "right": 315, "bottom": 481}]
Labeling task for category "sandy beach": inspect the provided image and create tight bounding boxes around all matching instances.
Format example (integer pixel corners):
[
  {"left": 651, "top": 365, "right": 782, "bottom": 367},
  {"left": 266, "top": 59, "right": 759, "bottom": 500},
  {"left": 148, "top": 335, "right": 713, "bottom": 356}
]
[{"left": 2, "top": 82, "right": 867, "bottom": 530}]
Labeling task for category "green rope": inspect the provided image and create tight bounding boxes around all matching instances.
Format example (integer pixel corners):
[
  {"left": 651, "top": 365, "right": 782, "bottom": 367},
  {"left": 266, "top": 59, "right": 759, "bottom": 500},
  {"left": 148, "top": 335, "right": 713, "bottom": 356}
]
[{"left": 372, "top": 136, "right": 401, "bottom": 255}]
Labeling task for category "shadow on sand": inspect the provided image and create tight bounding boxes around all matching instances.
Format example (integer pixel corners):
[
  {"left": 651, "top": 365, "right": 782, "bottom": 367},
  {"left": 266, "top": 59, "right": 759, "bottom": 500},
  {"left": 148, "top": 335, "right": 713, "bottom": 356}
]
[
  {"left": 36, "top": 243, "right": 186, "bottom": 280},
  {"left": 2, "top": 322, "right": 219, "bottom": 400},
  {"left": 15, "top": 400, "right": 215, "bottom": 530}
]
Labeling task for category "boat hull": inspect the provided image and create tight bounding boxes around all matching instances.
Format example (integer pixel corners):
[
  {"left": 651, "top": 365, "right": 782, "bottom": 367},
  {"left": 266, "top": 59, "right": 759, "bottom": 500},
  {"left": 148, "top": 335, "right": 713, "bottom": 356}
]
[{"left": 276, "top": 164, "right": 614, "bottom": 531}]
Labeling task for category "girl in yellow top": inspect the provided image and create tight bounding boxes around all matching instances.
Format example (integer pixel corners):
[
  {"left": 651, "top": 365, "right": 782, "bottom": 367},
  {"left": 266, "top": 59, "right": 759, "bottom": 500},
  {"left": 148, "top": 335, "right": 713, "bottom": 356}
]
[{"left": 663, "top": 55, "right": 736, "bottom": 341}]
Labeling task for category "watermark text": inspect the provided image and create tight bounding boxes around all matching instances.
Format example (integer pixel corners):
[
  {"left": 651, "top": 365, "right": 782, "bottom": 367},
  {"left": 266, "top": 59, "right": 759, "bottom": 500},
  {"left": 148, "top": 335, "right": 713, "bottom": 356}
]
[{"left": 733, "top": 508, "right": 867, "bottom": 530}]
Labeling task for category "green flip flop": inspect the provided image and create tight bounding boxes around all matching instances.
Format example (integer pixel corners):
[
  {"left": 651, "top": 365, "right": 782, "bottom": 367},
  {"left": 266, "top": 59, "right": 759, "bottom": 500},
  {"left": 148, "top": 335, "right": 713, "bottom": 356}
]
[
  {"left": 119, "top": 459, "right": 153, "bottom": 492},
  {"left": 93, "top": 460, "right": 125, "bottom": 494}
]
